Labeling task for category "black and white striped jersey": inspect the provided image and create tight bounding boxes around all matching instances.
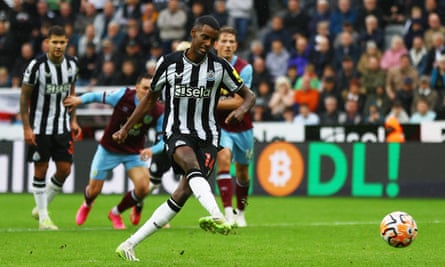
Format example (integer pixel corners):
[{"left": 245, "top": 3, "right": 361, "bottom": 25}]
[
  {"left": 151, "top": 51, "right": 244, "bottom": 147},
  {"left": 22, "top": 54, "right": 79, "bottom": 135}
]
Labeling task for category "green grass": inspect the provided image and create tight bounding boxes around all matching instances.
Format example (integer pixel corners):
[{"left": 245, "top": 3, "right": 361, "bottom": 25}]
[{"left": 0, "top": 194, "right": 443, "bottom": 267}]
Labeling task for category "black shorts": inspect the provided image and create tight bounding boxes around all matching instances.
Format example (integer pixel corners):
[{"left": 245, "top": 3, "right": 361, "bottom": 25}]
[
  {"left": 149, "top": 149, "right": 172, "bottom": 178},
  {"left": 165, "top": 134, "right": 217, "bottom": 177},
  {"left": 27, "top": 132, "right": 73, "bottom": 163}
]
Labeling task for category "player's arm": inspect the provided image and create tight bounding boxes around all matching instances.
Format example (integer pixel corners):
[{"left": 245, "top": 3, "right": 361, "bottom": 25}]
[
  {"left": 140, "top": 112, "right": 165, "bottom": 160},
  {"left": 20, "top": 83, "right": 36, "bottom": 145},
  {"left": 225, "top": 84, "right": 256, "bottom": 124},
  {"left": 113, "top": 90, "right": 161, "bottom": 144},
  {"left": 68, "top": 83, "right": 82, "bottom": 140},
  {"left": 217, "top": 93, "right": 244, "bottom": 110}
]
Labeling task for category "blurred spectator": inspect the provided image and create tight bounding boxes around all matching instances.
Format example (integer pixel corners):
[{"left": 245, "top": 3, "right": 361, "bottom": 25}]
[
  {"left": 357, "top": 40, "right": 382, "bottom": 74},
  {"left": 262, "top": 15, "right": 292, "bottom": 54},
  {"left": 411, "top": 75, "right": 439, "bottom": 113},
  {"left": 280, "top": 0, "right": 310, "bottom": 39},
  {"left": 226, "top": 0, "right": 253, "bottom": 46},
  {"left": 385, "top": 117, "right": 405, "bottom": 142},
  {"left": 121, "top": 40, "right": 145, "bottom": 73},
  {"left": 409, "top": 36, "right": 428, "bottom": 75},
  {"left": 147, "top": 41, "right": 164, "bottom": 61},
  {"left": 359, "top": 55, "right": 386, "bottom": 95},
  {"left": 157, "top": 0, "right": 187, "bottom": 54},
  {"left": 0, "top": 67, "right": 11, "bottom": 88},
  {"left": 317, "top": 75, "right": 341, "bottom": 113},
  {"left": 385, "top": 54, "right": 419, "bottom": 100},
  {"left": 309, "top": 35, "right": 334, "bottom": 78},
  {"left": 74, "top": 2, "right": 98, "bottom": 35},
  {"left": 342, "top": 78, "right": 366, "bottom": 114},
  {"left": 282, "top": 106, "right": 296, "bottom": 123},
  {"left": 386, "top": 100, "right": 410, "bottom": 123},
  {"left": 268, "top": 76, "right": 295, "bottom": 121},
  {"left": 251, "top": 57, "right": 273, "bottom": 94},
  {"left": 293, "top": 74, "right": 320, "bottom": 112},
  {"left": 140, "top": 20, "right": 161, "bottom": 56},
  {"left": 308, "top": 0, "right": 331, "bottom": 35},
  {"left": 430, "top": 55, "right": 445, "bottom": 97},
  {"left": 152, "top": 0, "right": 170, "bottom": 11},
  {"left": 423, "top": 0, "right": 445, "bottom": 23},
  {"left": 309, "top": 21, "right": 332, "bottom": 52},
  {"left": 336, "top": 55, "right": 360, "bottom": 94},
  {"left": 395, "top": 77, "right": 415, "bottom": 116},
  {"left": 265, "top": 39, "right": 290, "bottom": 81},
  {"left": 424, "top": 32, "right": 445, "bottom": 75},
  {"left": 319, "top": 95, "right": 346, "bottom": 125},
  {"left": 286, "top": 65, "right": 298, "bottom": 86},
  {"left": 104, "top": 21, "right": 125, "bottom": 48},
  {"left": 115, "top": 59, "right": 138, "bottom": 86},
  {"left": 94, "top": 1, "right": 116, "bottom": 39},
  {"left": 356, "top": 0, "right": 384, "bottom": 32},
  {"left": 145, "top": 58, "right": 157, "bottom": 76},
  {"left": 333, "top": 21, "right": 359, "bottom": 50},
  {"left": 380, "top": 35, "right": 408, "bottom": 70},
  {"left": 77, "top": 42, "right": 98, "bottom": 86},
  {"left": 253, "top": 80, "right": 274, "bottom": 121},
  {"left": 55, "top": 1, "right": 76, "bottom": 26},
  {"left": 96, "top": 60, "right": 120, "bottom": 86},
  {"left": 329, "top": 0, "right": 357, "bottom": 36},
  {"left": 424, "top": 13, "right": 445, "bottom": 50},
  {"left": 11, "top": 42, "right": 34, "bottom": 88},
  {"left": 293, "top": 64, "right": 320, "bottom": 90},
  {"left": 402, "top": 7, "right": 424, "bottom": 50},
  {"left": 333, "top": 31, "right": 361, "bottom": 69},
  {"left": 78, "top": 23, "right": 100, "bottom": 57},
  {"left": 0, "top": 20, "right": 15, "bottom": 70},
  {"left": 113, "top": 0, "right": 142, "bottom": 28},
  {"left": 33, "top": 0, "right": 56, "bottom": 30},
  {"left": 343, "top": 99, "right": 362, "bottom": 125},
  {"left": 287, "top": 36, "right": 310, "bottom": 78},
  {"left": 410, "top": 97, "right": 436, "bottom": 123},
  {"left": 363, "top": 84, "right": 392, "bottom": 118},
  {"left": 358, "top": 14, "right": 384, "bottom": 51},
  {"left": 253, "top": 0, "right": 270, "bottom": 29},
  {"left": 141, "top": 2, "right": 159, "bottom": 24},
  {"left": 380, "top": 1, "right": 405, "bottom": 25},
  {"left": 31, "top": 22, "right": 50, "bottom": 57},
  {"left": 64, "top": 23, "right": 80, "bottom": 52},
  {"left": 211, "top": 0, "right": 229, "bottom": 28},
  {"left": 246, "top": 40, "right": 265, "bottom": 64},
  {"left": 94, "top": 38, "right": 123, "bottom": 81},
  {"left": 365, "top": 104, "right": 384, "bottom": 124},
  {"left": 293, "top": 103, "right": 320, "bottom": 125},
  {"left": 185, "top": 1, "right": 205, "bottom": 35},
  {"left": 119, "top": 18, "right": 142, "bottom": 51},
  {"left": 8, "top": 0, "right": 34, "bottom": 51}
]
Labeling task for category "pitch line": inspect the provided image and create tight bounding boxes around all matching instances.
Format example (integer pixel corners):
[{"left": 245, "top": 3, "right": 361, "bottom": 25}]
[{"left": 1, "top": 220, "right": 443, "bottom": 233}]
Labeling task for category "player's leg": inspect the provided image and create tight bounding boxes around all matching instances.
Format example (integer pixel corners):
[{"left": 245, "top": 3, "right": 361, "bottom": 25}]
[
  {"left": 232, "top": 130, "right": 254, "bottom": 227},
  {"left": 116, "top": 174, "right": 192, "bottom": 261},
  {"left": 216, "top": 129, "right": 235, "bottom": 223}
]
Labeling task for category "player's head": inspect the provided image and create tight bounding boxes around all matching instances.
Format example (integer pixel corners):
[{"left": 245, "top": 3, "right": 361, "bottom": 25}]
[
  {"left": 190, "top": 15, "right": 220, "bottom": 57},
  {"left": 135, "top": 73, "right": 153, "bottom": 100},
  {"left": 215, "top": 26, "right": 237, "bottom": 60},
  {"left": 46, "top": 25, "right": 68, "bottom": 62}
]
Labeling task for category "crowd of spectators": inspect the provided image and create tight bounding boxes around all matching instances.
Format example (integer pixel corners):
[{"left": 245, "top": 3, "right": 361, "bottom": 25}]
[{"left": 2, "top": 0, "right": 445, "bottom": 125}]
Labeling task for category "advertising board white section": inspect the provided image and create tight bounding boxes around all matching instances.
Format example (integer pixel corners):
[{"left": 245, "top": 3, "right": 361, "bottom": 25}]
[{"left": 420, "top": 121, "right": 445, "bottom": 142}]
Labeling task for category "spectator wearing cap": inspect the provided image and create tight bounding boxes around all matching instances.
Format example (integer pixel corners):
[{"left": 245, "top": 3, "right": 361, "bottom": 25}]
[
  {"left": 357, "top": 40, "right": 382, "bottom": 75},
  {"left": 395, "top": 76, "right": 415, "bottom": 116},
  {"left": 329, "top": 0, "right": 357, "bottom": 36},
  {"left": 412, "top": 75, "right": 439, "bottom": 113},
  {"left": 380, "top": 35, "right": 408, "bottom": 71},
  {"left": 359, "top": 55, "right": 386, "bottom": 95},
  {"left": 386, "top": 54, "right": 419, "bottom": 100},
  {"left": 430, "top": 54, "right": 445, "bottom": 97}
]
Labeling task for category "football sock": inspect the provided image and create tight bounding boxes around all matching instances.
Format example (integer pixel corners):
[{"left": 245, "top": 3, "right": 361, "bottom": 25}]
[
  {"left": 236, "top": 179, "right": 249, "bottom": 211},
  {"left": 187, "top": 169, "right": 224, "bottom": 219},
  {"left": 46, "top": 175, "right": 63, "bottom": 204},
  {"left": 216, "top": 172, "right": 233, "bottom": 208},
  {"left": 32, "top": 177, "right": 49, "bottom": 220},
  {"left": 84, "top": 185, "right": 95, "bottom": 206},
  {"left": 116, "top": 190, "right": 140, "bottom": 213},
  {"left": 127, "top": 198, "right": 180, "bottom": 246}
]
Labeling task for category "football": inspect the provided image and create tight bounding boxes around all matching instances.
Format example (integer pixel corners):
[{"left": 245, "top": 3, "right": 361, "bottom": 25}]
[{"left": 380, "top": 211, "right": 418, "bottom": 248}]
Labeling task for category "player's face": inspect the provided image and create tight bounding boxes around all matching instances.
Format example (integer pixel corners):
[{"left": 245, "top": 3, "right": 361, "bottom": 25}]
[
  {"left": 136, "top": 77, "right": 151, "bottom": 100},
  {"left": 215, "top": 32, "right": 237, "bottom": 60},
  {"left": 47, "top": 34, "right": 68, "bottom": 61},
  {"left": 191, "top": 25, "right": 219, "bottom": 57}
]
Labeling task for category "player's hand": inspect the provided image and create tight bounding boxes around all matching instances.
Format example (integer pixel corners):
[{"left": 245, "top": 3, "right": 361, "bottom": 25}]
[
  {"left": 24, "top": 127, "right": 37, "bottom": 146},
  {"left": 70, "top": 121, "right": 82, "bottom": 141},
  {"left": 63, "top": 96, "right": 82, "bottom": 112},
  {"left": 112, "top": 129, "right": 128, "bottom": 144},
  {"left": 225, "top": 108, "right": 245, "bottom": 124},
  {"left": 140, "top": 148, "right": 153, "bottom": 161}
]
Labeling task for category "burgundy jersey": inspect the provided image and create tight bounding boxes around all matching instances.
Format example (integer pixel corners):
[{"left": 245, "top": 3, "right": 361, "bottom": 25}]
[
  {"left": 100, "top": 88, "right": 164, "bottom": 154},
  {"left": 215, "top": 57, "right": 253, "bottom": 132}
]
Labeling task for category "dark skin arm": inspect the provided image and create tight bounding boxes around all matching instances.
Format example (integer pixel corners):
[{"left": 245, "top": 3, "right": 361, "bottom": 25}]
[
  {"left": 225, "top": 85, "right": 256, "bottom": 124},
  {"left": 20, "top": 83, "right": 36, "bottom": 145},
  {"left": 217, "top": 93, "right": 244, "bottom": 110},
  {"left": 112, "top": 90, "right": 161, "bottom": 143}
]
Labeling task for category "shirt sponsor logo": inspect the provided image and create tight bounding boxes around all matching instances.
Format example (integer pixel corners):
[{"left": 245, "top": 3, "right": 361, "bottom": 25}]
[
  {"left": 45, "top": 83, "right": 71, "bottom": 94},
  {"left": 174, "top": 84, "right": 211, "bottom": 98}
]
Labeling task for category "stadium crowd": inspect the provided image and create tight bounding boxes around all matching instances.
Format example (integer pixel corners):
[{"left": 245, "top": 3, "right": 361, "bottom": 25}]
[{"left": 2, "top": 0, "right": 445, "bottom": 125}]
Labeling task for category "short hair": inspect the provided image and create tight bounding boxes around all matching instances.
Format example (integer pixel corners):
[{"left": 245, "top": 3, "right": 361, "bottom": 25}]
[
  {"left": 219, "top": 26, "right": 237, "bottom": 37},
  {"left": 194, "top": 15, "right": 220, "bottom": 31},
  {"left": 136, "top": 73, "right": 153, "bottom": 84},
  {"left": 47, "top": 25, "right": 66, "bottom": 38}
]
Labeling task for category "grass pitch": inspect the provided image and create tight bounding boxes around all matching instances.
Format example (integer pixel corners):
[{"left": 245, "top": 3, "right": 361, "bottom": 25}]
[{"left": 0, "top": 193, "right": 443, "bottom": 266}]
